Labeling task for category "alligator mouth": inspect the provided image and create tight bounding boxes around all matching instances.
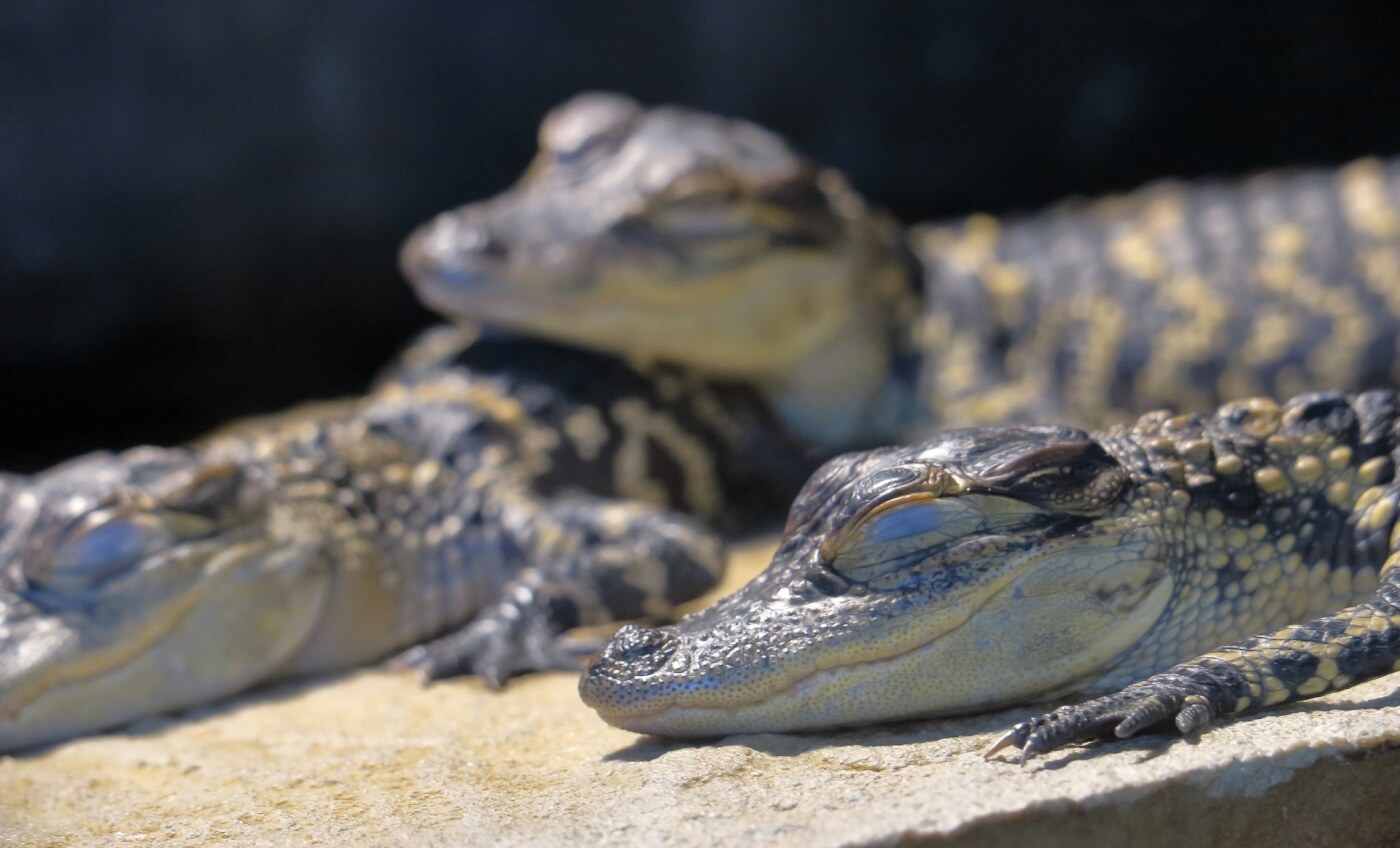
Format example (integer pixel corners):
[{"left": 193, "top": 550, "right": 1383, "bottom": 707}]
[
  {"left": 0, "top": 534, "right": 335, "bottom": 752},
  {"left": 0, "top": 542, "right": 249, "bottom": 722},
  {"left": 581, "top": 627, "right": 987, "bottom": 738},
  {"left": 580, "top": 568, "right": 1030, "bottom": 737}
]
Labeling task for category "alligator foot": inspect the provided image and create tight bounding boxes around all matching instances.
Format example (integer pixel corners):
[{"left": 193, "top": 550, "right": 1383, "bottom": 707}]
[
  {"left": 984, "top": 681, "right": 1216, "bottom": 764},
  {"left": 385, "top": 613, "right": 606, "bottom": 689}
]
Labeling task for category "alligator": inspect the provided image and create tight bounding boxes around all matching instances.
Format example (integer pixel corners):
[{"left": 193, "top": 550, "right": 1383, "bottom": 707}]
[
  {"left": 0, "top": 330, "right": 810, "bottom": 752},
  {"left": 10, "top": 92, "right": 1400, "bottom": 756},
  {"left": 580, "top": 390, "right": 1400, "bottom": 760},
  {"left": 403, "top": 92, "right": 1400, "bottom": 453}
]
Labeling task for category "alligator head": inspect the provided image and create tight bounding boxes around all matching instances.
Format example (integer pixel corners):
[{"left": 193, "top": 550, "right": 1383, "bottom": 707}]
[
  {"left": 0, "top": 448, "right": 333, "bottom": 751},
  {"left": 401, "top": 93, "right": 916, "bottom": 448},
  {"left": 579, "top": 426, "right": 1175, "bottom": 736}
]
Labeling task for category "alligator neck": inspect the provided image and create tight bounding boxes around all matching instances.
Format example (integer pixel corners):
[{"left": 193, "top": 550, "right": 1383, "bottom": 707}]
[
  {"left": 757, "top": 246, "right": 922, "bottom": 453},
  {"left": 758, "top": 326, "right": 892, "bottom": 451}
]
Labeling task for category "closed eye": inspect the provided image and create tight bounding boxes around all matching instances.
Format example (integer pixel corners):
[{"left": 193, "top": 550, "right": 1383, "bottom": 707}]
[
  {"left": 824, "top": 495, "right": 1050, "bottom": 580},
  {"left": 25, "top": 509, "right": 166, "bottom": 592},
  {"left": 651, "top": 190, "right": 749, "bottom": 233},
  {"left": 24, "top": 507, "right": 215, "bottom": 594}
]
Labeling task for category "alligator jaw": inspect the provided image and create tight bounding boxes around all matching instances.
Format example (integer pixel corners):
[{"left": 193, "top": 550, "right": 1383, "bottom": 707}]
[
  {"left": 0, "top": 536, "right": 330, "bottom": 753},
  {"left": 582, "top": 531, "right": 1173, "bottom": 739},
  {"left": 585, "top": 646, "right": 1012, "bottom": 739},
  {"left": 579, "top": 564, "right": 1032, "bottom": 738}
]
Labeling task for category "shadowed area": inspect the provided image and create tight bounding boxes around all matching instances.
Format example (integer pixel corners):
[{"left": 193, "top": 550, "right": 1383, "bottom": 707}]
[{"left": 6, "top": 2, "right": 1400, "bottom": 471}]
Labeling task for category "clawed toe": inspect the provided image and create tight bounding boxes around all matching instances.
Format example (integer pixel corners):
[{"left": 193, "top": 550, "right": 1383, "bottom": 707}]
[
  {"left": 383, "top": 619, "right": 600, "bottom": 688},
  {"left": 984, "top": 684, "right": 1214, "bottom": 764}
]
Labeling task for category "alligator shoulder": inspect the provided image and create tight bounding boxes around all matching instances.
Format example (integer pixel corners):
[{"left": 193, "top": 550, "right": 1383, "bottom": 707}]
[
  {"left": 402, "top": 93, "right": 1400, "bottom": 449},
  {"left": 580, "top": 390, "right": 1400, "bottom": 761},
  {"left": 0, "top": 328, "right": 812, "bottom": 752}
]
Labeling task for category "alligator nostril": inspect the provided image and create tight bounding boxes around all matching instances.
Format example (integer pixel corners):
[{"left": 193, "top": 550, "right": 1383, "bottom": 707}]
[
  {"left": 457, "top": 225, "right": 510, "bottom": 261},
  {"left": 602, "top": 624, "right": 679, "bottom": 672}
]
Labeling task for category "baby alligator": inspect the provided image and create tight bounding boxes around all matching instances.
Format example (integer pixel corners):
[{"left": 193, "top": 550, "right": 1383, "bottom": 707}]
[
  {"left": 581, "top": 390, "right": 1400, "bottom": 760},
  {"left": 404, "top": 93, "right": 1400, "bottom": 452},
  {"left": 0, "top": 331, "right": 808, "bottom": 752}
]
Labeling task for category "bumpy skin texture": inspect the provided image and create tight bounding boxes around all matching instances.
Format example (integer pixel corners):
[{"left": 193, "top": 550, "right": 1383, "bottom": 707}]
[
  {"left": 0, "top": 329, "right": 810, "bottom": 752},
  {"left": 580, "top": 391, "right": 1400, "bottom": 760},
  {"left": 403, "top": 93, "right": 1400, "bottom": 453},
  {"left": 918, "top": 159, "right": 1400, "bottom": 429}
]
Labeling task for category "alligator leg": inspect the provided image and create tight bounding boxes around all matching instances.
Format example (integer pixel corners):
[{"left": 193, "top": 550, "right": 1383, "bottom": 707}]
[
  {"left": 987, "top": 521, "right": 1400, "bottom": 763},
  {"left": 387, "top": 496, "right": 726, "bottom": 688}
]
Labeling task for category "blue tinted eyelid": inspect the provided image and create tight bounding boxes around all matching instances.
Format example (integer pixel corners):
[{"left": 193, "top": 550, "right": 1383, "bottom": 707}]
[
  {"left": 34, "top": 513, "right": 159, "bottom": 591},
  {"left": 554, "top": 139, "right": 597, "bottom": 164},
  {"left": 63, "top": 518, "right": 148, "bottom": 570},
  {"left": 861, "top": 501, "right": 956, "bottom": 545}
]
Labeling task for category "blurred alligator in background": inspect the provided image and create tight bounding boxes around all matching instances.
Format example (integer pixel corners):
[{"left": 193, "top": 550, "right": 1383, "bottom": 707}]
[
  {"left": 581, "top": 389, "right": 1400, "bottom": 760},
  {"left": 0, "top": 330, "right": 809, "bottom": 751},
  {"left": 404, "top": 93, "right": 1400, "bottom": 452}
]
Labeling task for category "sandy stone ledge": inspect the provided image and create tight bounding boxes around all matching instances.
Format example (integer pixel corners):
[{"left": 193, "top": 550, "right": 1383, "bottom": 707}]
[{"left": 2, "top": 540, "right": 1399, "bottom": 847}]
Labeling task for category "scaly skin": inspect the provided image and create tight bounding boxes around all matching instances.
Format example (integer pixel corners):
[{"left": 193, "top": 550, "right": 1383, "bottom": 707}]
[
  {"left": 0, "top": 330, "right": 810, "bottom": 752},
  {"left": 403, "top": 93, "right": 1400, "bottom": 452},
  {"left": 580, "top": 390, "right": 1400, "bottom": 761}
]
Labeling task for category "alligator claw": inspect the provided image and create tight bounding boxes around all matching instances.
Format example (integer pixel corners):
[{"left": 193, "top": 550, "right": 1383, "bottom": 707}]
[
  {"left": 981, "top": 726, "right": 1031, "bottom": 762},
  {"left": 984, "top": 684, "right": 1216, "bottom": 764},
  {"left": 382, "top": 644, "right": 433, "bottom": 680},
  {"left": 385, "top": 615, "right": 605, "bottom": 688}
]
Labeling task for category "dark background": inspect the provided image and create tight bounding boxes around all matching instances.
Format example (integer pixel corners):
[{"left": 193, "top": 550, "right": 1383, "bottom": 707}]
[{"left": 4, "top": 1, "right": 1399, "bottom": 471}]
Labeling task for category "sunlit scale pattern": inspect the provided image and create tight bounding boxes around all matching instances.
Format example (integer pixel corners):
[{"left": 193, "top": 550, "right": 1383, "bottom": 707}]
[
  {"left": 916, "top": 159, "right": 1400, "bottom": 432},
  {"left": 991, "top": 390, "right": 1400, "bottom": 759},
  {"left": 1079, "top": 394, "right": 1395, "bottom": 689}
]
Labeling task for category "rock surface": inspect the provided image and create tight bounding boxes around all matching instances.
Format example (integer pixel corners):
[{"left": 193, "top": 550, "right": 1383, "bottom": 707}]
[{"left": 3, "top": 540, "right": 1399, "bottom": 847}]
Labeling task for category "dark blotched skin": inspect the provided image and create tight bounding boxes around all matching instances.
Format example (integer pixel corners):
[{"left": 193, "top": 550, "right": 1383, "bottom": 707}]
[
  {"left": 581, "top": 391, "right": 1400, "bottom": 760},
  {"left": 403, "top": 93, "right": 1400, "bottom": 454},
  {"left": 0, "top": 330, "right": 809, "bottom": 752}
]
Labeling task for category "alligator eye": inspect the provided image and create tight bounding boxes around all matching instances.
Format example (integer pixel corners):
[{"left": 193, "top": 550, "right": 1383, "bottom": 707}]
[
  {"left": 26, "top": 509, "right": 171, "bottom": 592},
  {"left": 972, "top": 433, "right": 1130, "bottom": 515},
  {"left": 552, "top": 134, "right": 612, "bottom": 168},
  {"left": 165, "top": 463, "right": 244, "bottom": 518},
  {"left": 649, "top": 176, "right": 751, "bottom": 229},
  {"left": 653, "top": 198, "right": 740, "bottom": 234},
  {"left": 824, "top": 495, "right": 1047, "bottom": 582},
  {"left": 539, "top": 93, "right": 640, "bottom": 159},
  {"left": 825, "top": 498, "right": 978, "bottom": 573}
]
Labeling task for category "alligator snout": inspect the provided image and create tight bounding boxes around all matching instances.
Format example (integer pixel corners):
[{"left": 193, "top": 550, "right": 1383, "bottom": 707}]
[
  {"left": 602, "top": 624, "right": 680, "bottom": 671},
  {"left": 449, "top": 224, "right": 512, "bottom": 263},
  {"left": 401, "top": 212, "right": 512, "bottom": 288},
  {"left": 577, "top": 623, "right": 685, "bottom": 719}
]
